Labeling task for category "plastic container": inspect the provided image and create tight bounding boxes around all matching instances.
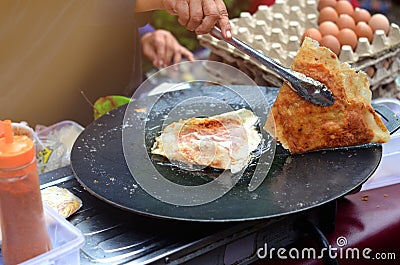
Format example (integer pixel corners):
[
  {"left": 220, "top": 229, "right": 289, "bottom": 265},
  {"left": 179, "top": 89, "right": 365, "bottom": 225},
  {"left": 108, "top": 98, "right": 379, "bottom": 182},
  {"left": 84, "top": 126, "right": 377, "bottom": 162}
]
[
  {"left": 361, "top": 136, "right": 400, "bottom": 191},
  {"left": 0, "top": 120, "right": 84, "bottom": 264},
  {"left": 372, "top": 98, "right": 400, "bottom": 136},
  {"left": 362, "top": 99, "right": 400, "bottom": 190},
  {"left": 0, "top": 204, "right": 85, "bottom": 265},
  {"left": 35, "top": 120, "right": 84, "bottom": 170},
  {"left": 35, "top": 120, "right": 84, "bottom": 141},
  {"left": 0, "top": 120, "right": 52, "bottom": 264}
]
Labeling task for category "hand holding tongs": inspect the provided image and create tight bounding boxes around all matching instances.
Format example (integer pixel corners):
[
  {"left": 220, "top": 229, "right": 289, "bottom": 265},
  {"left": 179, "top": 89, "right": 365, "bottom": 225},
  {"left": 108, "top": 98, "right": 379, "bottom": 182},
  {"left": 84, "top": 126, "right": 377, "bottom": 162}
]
[{"left": 210, "top": 27, "right": 334, "bottom": 106}]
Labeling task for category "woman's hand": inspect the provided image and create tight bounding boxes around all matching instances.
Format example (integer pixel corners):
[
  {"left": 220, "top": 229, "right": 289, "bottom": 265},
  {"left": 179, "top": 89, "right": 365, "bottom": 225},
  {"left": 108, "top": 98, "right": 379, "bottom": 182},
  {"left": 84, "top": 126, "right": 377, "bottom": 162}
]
[
  {"left": 135, "top": 0, "right": 232, "bottom": 39},
  {"left": 162, "top": 0, "right": 231, "bottom": 38},
  {"left": 141, "top": 29, "right": 194, "bottom": 68}
]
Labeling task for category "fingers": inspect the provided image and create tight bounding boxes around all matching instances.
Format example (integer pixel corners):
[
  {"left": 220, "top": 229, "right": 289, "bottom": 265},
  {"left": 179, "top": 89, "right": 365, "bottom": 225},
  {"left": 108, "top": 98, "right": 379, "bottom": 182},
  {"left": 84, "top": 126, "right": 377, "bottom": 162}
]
[
  {"left": 176, "top": 0, "right": 190, "bottom": 27},
  {"left": 161, "top": 34, "right": 195, "bottom": 65},
  {"left": 174, "top": 47, "right": 194, "bottom": 64},
  {"left": 162, "top": 0, "right": 177, "bottom": 15},
  {"left": 141, "top": 32, "right": 165, "bottom": 67},
  {"left": 141, "top": 33, "right": 159, "bottom": 65},
  {"left": 182, "top": 47, "right": 195, "bottom": 61},
  {"left": 163, "top": 0, "right": 231, "bottom": 37},
  {"left": 195, "top": 0, "right": 231, "bottom": 38},
  {"left": 151, "top": 32, "right": 168, "bottom": 67},
  {"left": 214, "top": 0, "right": 232, "bottom": 39},
  {"left": 172, "top": 52, "right": 183, "bottom": 66},
  {"left": 194, "top": 0, "right": 219, "bottom": 35},
  {"left": 185, "top": 0, "right": 206, "bottom": 31},
  {"left": 141, "top": 30, "right": 194, "bottom": 68},
  {"left": 163, "top": 38, "right": 175, "bottom": 66}
]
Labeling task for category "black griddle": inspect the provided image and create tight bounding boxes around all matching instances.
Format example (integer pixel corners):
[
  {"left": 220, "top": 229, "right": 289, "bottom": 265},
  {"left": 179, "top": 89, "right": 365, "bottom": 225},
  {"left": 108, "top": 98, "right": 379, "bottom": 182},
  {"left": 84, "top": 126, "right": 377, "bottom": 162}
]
[
  {"left": 40, "top": 166, "right": 337, "bottom": 265},
  {"left": 70, "top": 86, "right": 386, "bottom": 222},
  {"left": 49, "top": 85, "right": 399, "bottom": 264}
]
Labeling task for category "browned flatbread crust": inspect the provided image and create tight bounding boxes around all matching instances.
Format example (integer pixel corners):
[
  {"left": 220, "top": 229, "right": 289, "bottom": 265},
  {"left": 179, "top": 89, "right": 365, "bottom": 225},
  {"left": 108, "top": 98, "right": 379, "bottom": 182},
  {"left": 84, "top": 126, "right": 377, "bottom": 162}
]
[{"left": 264, "top": 37, "right": 390, "bottom": 154}]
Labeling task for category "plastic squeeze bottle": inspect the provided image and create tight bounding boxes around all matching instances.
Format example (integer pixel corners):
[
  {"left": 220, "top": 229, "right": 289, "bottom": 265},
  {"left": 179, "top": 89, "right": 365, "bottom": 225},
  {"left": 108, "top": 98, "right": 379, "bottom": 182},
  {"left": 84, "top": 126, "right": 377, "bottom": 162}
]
[{"left": 0, "top": 120, "right": 52, "bottom": 265}]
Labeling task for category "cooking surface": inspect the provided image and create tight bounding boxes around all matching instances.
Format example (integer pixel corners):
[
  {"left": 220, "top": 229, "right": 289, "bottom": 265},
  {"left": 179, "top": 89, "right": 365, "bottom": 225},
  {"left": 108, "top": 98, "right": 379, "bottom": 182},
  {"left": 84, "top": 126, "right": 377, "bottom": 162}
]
[
  {"left": 40, "top": 166, "right": 335, "bottom": 265},
  {"left": 71, "top": 85, "right": 382, "bottom": 221}
]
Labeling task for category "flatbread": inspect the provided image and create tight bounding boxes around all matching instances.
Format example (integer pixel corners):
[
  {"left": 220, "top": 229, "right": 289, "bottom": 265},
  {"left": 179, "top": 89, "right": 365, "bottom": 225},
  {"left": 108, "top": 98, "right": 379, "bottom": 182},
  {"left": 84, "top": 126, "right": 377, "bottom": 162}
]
[
  {"left": 264, "top": 37, "right": 389, "bottom": 154},
  {"left": 151, "top": 109, "right": 261, "bottom": 173},
  {"left": 41, "top": 186, "right": 82, "bottom": 218}
]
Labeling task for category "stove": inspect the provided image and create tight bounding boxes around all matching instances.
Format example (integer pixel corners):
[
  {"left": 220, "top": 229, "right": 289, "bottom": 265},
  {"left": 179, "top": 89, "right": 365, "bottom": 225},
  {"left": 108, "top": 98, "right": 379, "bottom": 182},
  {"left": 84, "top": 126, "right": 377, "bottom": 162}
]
[{"left": 40, "top": 166, "right": 337, "bottom": 265}]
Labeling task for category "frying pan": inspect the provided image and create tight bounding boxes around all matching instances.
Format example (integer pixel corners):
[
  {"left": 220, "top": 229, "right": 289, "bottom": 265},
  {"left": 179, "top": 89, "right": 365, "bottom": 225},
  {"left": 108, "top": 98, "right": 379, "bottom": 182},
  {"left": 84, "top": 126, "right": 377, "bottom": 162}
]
[{"left": 71, "top": 85, "right": 399, "bottom": 222}]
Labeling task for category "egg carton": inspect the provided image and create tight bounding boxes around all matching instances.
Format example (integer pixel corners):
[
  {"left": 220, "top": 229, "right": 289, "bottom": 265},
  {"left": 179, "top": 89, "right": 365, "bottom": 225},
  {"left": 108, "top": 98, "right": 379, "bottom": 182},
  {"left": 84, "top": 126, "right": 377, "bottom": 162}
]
[
  {"left": 340, "top": 24, "right": 400, "bottom": 93},
  {"left": 198, "top": 0, "right": 400, "bottom": 99}
]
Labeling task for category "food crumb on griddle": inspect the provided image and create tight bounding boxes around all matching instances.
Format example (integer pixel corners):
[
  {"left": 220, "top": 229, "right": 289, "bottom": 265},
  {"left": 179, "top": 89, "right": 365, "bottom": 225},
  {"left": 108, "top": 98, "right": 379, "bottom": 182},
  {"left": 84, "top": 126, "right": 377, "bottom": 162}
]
[
  {"left": 134, "top": 108, "right": 147, "bottom": 113},
  {"left": 361, "top": 195, "right": 369, "bottom": 201},
  {"left": 384, "top": 194, "right": 389, "bottom": 197}
]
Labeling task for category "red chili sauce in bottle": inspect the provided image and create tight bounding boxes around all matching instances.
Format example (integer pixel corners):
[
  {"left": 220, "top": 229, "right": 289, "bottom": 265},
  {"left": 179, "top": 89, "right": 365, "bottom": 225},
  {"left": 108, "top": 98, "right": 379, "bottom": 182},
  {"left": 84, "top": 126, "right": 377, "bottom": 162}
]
[{"left": 0, "top": 120, "right": 52, "bottom": 265}]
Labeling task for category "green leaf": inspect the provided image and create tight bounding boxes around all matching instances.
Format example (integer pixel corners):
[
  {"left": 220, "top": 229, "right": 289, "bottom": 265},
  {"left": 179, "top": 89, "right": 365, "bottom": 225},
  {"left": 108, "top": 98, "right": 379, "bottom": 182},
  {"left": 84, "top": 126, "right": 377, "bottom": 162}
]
[{"left": 93, "top": 95, "right": 131, "bottom": 120}]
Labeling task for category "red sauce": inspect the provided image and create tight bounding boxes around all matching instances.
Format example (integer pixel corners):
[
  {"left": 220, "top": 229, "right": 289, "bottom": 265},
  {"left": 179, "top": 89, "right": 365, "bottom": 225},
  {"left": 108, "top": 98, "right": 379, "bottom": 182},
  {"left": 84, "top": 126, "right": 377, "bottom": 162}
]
[{"left": 0, "top": 161, "right": 52, "bottom": 265}]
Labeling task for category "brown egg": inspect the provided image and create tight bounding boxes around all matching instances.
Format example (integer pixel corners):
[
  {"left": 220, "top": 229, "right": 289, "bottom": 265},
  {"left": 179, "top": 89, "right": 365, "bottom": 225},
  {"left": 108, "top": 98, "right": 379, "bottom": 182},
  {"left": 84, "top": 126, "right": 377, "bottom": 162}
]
[
  {"left": 319, "top": 21, "right": 340, "bottom": 37},
  {"left": 368, "top": 14, "right": 390, "bottom": 35},
  {"left": 318, "top": 0, "right": 337, "bottom": 11},
  {"left": 320, "top": 35, "right": 341, "bottom": 55},
  {"left": 355, "top": 21, "right": 374, "bottom": 42},
  {"left": 302, "top": 28, "right": 322, "bottom": 43},
  {"left": 366, "top": 66, "right": 375, "bottom": 77},
  {"left": 318, "top": 7, "right": 339, "bottom": 24},
  {"left": 335, "top": 0, "right": 354, "bottom": 15},
  {"left": 353, "top": 8, "right": 371, "bottom": 23},
  {"left": 383, "top": 59, "right": 391, "bottom": 69},
  {"left": 337, "top": 28, "right": 358, "bottom": 50},
  {"left": 336, "top": 14, "right": 356, "bottom": 30}
]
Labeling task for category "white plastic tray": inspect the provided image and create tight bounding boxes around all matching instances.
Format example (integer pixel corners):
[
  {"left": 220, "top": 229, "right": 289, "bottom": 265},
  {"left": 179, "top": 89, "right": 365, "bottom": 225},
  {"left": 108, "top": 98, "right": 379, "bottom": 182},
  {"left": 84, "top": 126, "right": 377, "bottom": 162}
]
[
  {"left": 362, "top": 98, "right": 400, "bottom": 190},
  {"left": 0, "top": 204, "right": 84, "bottom": 265}
]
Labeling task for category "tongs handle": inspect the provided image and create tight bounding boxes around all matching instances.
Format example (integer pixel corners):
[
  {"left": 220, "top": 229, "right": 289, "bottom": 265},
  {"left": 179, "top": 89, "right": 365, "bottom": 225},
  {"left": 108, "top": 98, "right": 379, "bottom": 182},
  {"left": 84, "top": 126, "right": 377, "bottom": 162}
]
[
  {"left": 210, "top": 27, "right": 334, "bottom": 107},
  {"left": 211, "top": 27, "right": 291, "bottom": 81}
]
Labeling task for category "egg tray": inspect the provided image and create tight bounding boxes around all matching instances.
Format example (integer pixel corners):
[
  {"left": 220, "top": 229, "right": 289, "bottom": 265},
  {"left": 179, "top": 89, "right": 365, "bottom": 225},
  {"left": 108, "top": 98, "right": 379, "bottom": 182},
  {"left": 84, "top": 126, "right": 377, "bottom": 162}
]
[{"left": 197, "top": 0, "right": 400, "bottom": 99}]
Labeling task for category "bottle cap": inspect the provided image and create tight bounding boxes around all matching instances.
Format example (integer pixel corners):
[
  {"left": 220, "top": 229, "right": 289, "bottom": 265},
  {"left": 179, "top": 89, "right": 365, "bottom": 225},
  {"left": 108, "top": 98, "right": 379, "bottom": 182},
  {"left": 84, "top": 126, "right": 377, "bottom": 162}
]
[{"left": 0, "top": 120, "right": 35, "bottom": 168}]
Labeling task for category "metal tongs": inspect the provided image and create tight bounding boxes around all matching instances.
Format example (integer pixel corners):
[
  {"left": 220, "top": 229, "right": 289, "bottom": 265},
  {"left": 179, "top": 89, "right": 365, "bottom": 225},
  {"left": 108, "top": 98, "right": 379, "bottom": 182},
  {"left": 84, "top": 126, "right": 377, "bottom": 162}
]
[{"left": 210, "top": 27, "right": 335, "bottom": 106}]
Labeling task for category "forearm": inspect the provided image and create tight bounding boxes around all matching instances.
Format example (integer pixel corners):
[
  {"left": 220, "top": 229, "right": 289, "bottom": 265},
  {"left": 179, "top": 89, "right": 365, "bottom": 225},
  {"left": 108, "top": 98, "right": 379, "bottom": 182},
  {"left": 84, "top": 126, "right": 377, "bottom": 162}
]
[{"left": 135, "top": 0, "right": 164, "bottom": 12}]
